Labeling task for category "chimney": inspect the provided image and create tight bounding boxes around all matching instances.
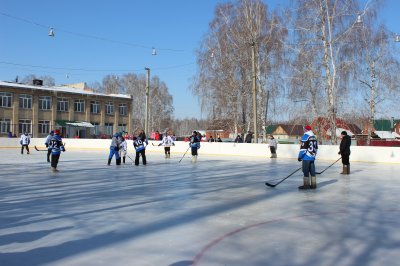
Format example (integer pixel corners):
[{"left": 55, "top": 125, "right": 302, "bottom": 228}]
[{"left": 33, "top": 79, "right": 43, "bottom": 86}]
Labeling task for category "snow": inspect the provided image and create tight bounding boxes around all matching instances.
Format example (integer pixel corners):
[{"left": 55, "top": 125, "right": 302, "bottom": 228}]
[{"left": 1, "top": 149, "right": 400, "bottom": 266}]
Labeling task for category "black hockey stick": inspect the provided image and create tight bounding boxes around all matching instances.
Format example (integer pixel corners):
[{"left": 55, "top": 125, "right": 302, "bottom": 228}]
[
  {"left": 34, "top": 146, "right": 47, "bottom": 152},
  {"left": 126, "top": 154, "right": 135, "bottom": 163},
  {"left": 179, "top": 146, "right": 191, "bottom": 163},
  {"left": 316, "top": 157, "right": 341, "bottom": 174},
  {"left": 265, "top": 167, "right": 302, "bottom": 188}
]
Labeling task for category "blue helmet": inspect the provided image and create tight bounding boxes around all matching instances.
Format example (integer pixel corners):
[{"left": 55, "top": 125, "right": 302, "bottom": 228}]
[{"left": 113, "top": 133, "right": 119, "bottom": 137}]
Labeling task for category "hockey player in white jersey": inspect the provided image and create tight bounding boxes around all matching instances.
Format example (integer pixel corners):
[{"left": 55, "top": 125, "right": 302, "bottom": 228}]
[{"left": 158, "top": 130, "right": 175, "bottom": 158}]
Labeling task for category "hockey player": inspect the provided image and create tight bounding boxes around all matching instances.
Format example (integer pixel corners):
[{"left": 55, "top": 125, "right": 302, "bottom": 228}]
[
  {"left": 268, "top": 135, "right": 278, "bottom": 158},
  {"left": 158, "top": 131, "right": 175, "bottom": 158},
  {"left": 338, "top": 130, "right": 351, "bottom": 174},
  {"left": 119, "top": 136, "right": 127, "bottom": 164},
  {"left": 49, "top": 129, "right": 65, "bottom": 172},
  {"left": 44, "top": 131, "right": 54, "bottom": 162},
  {"left": 20, "top": 132, "right": 31, "bottom": 154},
  {"left": 108, "top": 133, "right": 122, "bottom": 166},
  {"left": 189, "top": 131, "right": 200, "bottom": 163},
  {"left": 298, "top": 125, "right": 318, "bottom": 189},
  {"left": 134, "top": 130, "right": 148, "bottom": 165}
]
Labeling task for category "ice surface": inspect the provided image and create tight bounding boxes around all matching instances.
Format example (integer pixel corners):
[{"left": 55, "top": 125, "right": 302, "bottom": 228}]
[{"left": 0, "top": 149, "right": 399, "bottom": 266}]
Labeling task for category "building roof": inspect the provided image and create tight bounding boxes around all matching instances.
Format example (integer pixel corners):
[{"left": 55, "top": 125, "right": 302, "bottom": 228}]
[
  {"left": 373, "top": 119, "right": 399, "bottom": 131},
  {"left": 0, "top": 81, "right": 131, "bottom": 99},
  {"left": 280, "top": 125, "right": 304, "bottom": 135}
]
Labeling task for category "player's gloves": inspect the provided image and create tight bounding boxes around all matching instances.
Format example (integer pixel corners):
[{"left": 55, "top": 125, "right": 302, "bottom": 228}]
[
  {"left": 45, "top": 143, "right": 49, "bottom": 148},
  {"left": 114, "top": 147, "right": 119, "bottom": 151},
  {"left": 298, "top": 158, "right": 302, "bottom": 162},
  {"left": 338, "top": 151, "right": 341, "bottom": 155}
]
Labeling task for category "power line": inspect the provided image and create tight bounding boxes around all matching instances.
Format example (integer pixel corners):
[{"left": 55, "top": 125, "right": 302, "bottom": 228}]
[
  {"left": 0, "top": 61, "right": 195, "bottom": 73},
  {"left": 0, "top": 11, "right": 184, "bottom": 52}
]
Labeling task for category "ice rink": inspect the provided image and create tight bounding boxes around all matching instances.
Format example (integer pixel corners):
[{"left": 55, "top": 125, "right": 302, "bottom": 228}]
[{"left": 1, "top": 148, "right": 400, "bottom": 266}]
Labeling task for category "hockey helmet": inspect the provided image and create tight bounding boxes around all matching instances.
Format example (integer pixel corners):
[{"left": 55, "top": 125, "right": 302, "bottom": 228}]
[{"left": 54, "top": 129, "right": 60, "bottom": 135}]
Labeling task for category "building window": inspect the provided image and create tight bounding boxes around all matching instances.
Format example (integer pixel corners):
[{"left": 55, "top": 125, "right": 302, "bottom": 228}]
[
  {"left": 90, "top": 101, "right": 100, "bottom": 114},
  {"left": 105, "top": 102, "right": 114, "bottom": 115},
  {"left": 105, "top": 123, "right": 113, "bottom": 135},
  {"left": 74, "top": 99, "right": 85, "bottom": 112},
  {"left": 39, "top": 96, "right": 52, "bottom": 110},
  {"left": 0, "top": 92, "right": 12, "bottom": 108},
  {"left": 57, "top": 98, "right": 69, "bottom": 112},
  {"left": 91, "top": 122, "right": 100, "bottom": 135},
  {"left": 119, "top": 103, "right": 127, "bottom": 116},
  {"left": 118, "top": 123, "right": 126, "bottom": 132},
  {"left": 19, "top": 119, "right": 32, "bottom": 134},
  {"left": 38, "top": 120, "right": 50, "bottom": 134},
  {"left": 0, "top": 118, "right": 11, "bottom": 133},
  {"left": 19, "top": 94, "right": 32, "bottom": 109}
]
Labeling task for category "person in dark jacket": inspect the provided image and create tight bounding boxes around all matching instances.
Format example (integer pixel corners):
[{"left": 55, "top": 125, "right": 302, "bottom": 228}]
[
  {"left": 245, "top": 131, "right": 253, "bottom": 143},
  {"left": 338, "top": 130, "right": 351, "bottom": 174}
]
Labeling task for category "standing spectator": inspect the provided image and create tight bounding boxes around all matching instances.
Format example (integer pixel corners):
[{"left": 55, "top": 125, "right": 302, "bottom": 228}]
[
  {"left": 155, "top": 131, "right": 161, "bottom": 141},
  {"left": 235, "top": 134, "right": 243, "bottom": 143},
  {"left": 7, "top": 131, "right": 12, "bottom": 138},
  {"left": 20, "top": 132, "right": 30, "bottom": 154},
  {"left": 338, "top": 130, "right": 351, "bottom": 174},
  {"left": 216, "top": 134, "right": 222, "bottom": 142},
  {"left": 208, "top": 136, "right": 215, "bottom": 142},
  {"left": 298, "top": 125, "right": 318, "bottom": 189},
  {"left": 245, "top": 131, "right": 253, "bottom": 143},
  {"left": 268, "top": 135, "right": 278, "bottom": 158}
]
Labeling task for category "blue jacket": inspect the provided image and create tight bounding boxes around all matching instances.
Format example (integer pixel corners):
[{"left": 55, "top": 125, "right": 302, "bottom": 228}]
[
  {"left": 50, "top": 135, "right": 65, "bottom": 155},
  {"left": 298, "top": 131, "right": 318, "bottom": 161}
]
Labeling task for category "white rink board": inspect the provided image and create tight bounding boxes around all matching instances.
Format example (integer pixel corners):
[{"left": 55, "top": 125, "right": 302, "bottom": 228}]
[{"left": 1, "top": 137, "right": 399, "bottom": 164}]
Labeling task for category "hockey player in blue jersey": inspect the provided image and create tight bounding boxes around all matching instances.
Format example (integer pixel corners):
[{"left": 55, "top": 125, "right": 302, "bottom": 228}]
[
  {"left": 189, "top": 131, "right": 201, "bottom": 163},
  {"left": 134, "top": 130, "right": 148, "bottom": 165},
  {"left": 108, "top": 133, "right": 122, "bottom": 166},
  {"left": 50, "top": 129, "right": 65, "bottom": 172},
  {"left": 298, "top": 125, "right": 318, "bottom": 189}
]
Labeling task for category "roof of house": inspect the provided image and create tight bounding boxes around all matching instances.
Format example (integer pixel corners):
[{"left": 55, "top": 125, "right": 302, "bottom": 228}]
[
  {"left": 0, "top": 81, "right": 131, "bottom": 99},
  {"left": 373, "top": 119, "right": 399, "bottom": 131}
]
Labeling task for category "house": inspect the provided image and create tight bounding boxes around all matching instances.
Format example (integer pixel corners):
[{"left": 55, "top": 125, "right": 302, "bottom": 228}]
[
  {"left": 310, "top": 117, "right": 361, "bottom": 140},
  {"left": 265, "top": 124, "right": 304, "bottom": 141}
]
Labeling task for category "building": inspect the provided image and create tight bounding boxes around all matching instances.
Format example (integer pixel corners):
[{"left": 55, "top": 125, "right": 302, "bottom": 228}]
[
  {"left": 265, "top": 124, "right": 304, "bottom": 141},
  {"left": 0, "top": 80, "right": 132, "bottom": 138}
]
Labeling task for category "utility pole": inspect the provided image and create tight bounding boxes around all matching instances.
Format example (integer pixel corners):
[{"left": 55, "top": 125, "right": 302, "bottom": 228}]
[
  {"left": 145, "top": 67, "right": 150, "bottom": 137},
  {"left": 251, "top": 41, "right": 258, "bottom": 143}
]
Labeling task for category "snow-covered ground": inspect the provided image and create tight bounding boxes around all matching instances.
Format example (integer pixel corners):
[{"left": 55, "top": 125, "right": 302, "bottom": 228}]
[{"left": 1, "top": 149, "right": 399, "bottom": 266}]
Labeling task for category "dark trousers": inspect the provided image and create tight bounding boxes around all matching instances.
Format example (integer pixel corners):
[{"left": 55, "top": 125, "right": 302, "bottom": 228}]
[
  {"left": 135, "top": 150, "right": 146, "bottom": 165},
  {"left": 302, "top": 160, "right": 315, "bottom": 177},
  {"left": 191, "top": 147, "right": 198, "bottom": 156},
  {"left": 164, "top": 147, "right": 171, "bottom": 155},
  {"left": 341, "top": 154, "right": 350, "bottom": 165},
  {"left": 51, "top": 154, "right": 60, "bottom": 168},
  {"left": 47, "top": 149, "right": 52, "bottom": 162},
  {"left": 21, "top": 145, "right": 29, "bottom": 154}
]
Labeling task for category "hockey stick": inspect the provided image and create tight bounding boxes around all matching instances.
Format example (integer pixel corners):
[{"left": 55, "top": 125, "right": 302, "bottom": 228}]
[
  {"left": 316, "top": 157, "right": 341, "bottom": 174},
  {"left": 34, "top": 146, "right": 47, "bottom": 152},
  {"left": 179, "top": 146, "right": 191, "bottom": 163},
  {"left": 126, "top": 154, "right": 135, "bottom": 163},
  {"left": 265, "top": 167, "right": 302, "bottom": 188}
]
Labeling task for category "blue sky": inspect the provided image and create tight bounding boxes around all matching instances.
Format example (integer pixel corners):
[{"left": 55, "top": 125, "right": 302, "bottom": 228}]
[{"left": 0, "top": 0, "right": 398, "bottom": 119}]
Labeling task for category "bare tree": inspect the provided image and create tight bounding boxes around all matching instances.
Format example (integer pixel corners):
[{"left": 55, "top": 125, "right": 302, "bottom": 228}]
[{"left": 192, "top": 0, "right": 287, "bottom": 139}]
